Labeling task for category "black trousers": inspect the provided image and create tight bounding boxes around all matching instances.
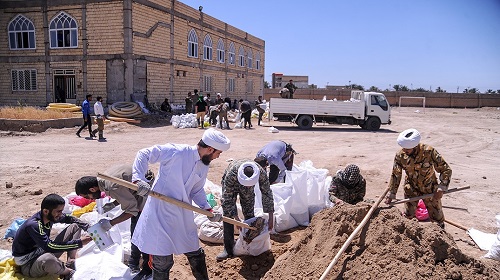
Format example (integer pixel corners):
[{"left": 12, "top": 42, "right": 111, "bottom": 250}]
[
  {"left": 77, "top": 114, "right": 92, "bottom": 136},
  {"left": 129, "top": 212, "right": 150, "bottom": 272}
]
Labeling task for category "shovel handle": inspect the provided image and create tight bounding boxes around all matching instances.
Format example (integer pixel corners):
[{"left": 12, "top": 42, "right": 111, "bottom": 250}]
[
  {"left": 389, "top": 186, "right": 470, "bottom": 205},
  {"left": 97, "top": 173, "right": 256, "bottom": 230}
]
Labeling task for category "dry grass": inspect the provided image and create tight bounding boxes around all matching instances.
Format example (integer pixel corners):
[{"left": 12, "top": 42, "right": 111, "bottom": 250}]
[{"left": 0, "top": 106, "right": 76, "bottom": 120}]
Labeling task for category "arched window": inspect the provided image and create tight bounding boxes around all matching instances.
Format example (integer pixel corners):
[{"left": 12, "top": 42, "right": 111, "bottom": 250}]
[
  {"left": 247, "top": 49, "right": 253, "bottom": 69},
  {"left": 49, "top": 12, "right": 78, "bottom": 48},
  {"left": 8, "top": 14, "right": 36, "bottom": 50},
  {"left": 217, "top": 39, "right": 225, "bottom": 63},
  {"left": 238, "top": 46, "right": 245, "bottom": 67},
  {"left": 188, "top": 29, "right": 198, "bottom": 58},
  {"left": 203, "top": 34, "right": 212, "bottom": 61},
  {"left": 228, "top": 42, "right": 235, "bottom": 65},
  {"left": 255, "top": 52, "right": 261, "bottom": 70}
]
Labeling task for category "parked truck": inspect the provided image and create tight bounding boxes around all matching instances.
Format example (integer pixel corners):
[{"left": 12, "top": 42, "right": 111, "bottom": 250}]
[{"left": 269, "top": 90, "right": 391, "bottom": 130}]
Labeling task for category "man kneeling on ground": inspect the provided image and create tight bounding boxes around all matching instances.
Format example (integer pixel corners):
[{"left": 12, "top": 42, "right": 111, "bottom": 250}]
[{"left": 12, "top": 194, "right": 92, "bottom": 280}]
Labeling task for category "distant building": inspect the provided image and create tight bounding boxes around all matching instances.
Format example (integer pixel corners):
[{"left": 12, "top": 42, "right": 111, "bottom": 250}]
[
  {"left": 272, "top": 73, "right": 308, "bottom": 89},
  {"left": 0, "top": 0, "right": 265, "bottom": 106}
]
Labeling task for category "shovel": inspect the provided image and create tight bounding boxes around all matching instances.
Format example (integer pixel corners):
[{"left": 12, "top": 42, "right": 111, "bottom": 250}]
[
  {"left": 389, "top": 186, "right": 470, "bottom": 205},
  {"left": 97, "top": 173, "right": 256, "bottom": 230}
]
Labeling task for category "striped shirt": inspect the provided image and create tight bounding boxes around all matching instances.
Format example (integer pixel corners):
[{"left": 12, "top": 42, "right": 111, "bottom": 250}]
[{"left": 12, "top": 211, "right": 88, "bottom": 265}]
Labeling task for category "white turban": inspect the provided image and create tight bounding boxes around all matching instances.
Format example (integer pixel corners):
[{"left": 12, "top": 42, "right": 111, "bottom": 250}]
[
  {"left": 202, "top": 128, "right": 230, "bottom": 151},
  {"left": 237, "top": 161, "right": 260, "bottom": 186},
  {"left": 397, "top": 128, "right": 421, "bottom": 149}
]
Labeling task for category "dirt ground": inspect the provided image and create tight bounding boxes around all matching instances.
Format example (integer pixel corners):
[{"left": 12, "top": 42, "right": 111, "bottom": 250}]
[{"left": 1, "top": 106, "right": 499, "bottom": 279}]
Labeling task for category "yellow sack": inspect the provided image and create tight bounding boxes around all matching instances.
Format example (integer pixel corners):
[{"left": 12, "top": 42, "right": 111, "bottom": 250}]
[
  {"left": 0, "top": 258, "right": 57, "bottom": 280},
  {"left": 71, "top": 202, "right": 96, "bottom": 218}
]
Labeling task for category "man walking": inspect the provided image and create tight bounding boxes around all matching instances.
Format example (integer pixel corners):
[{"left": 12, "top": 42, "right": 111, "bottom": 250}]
[
  {"left": 91, "top": 96, "right": 106, "bottom": 141},
  {"left": 255, "top": 96, "right": 265, "bottom": 126},
  {"left": 216, "top": 158, "right": 274, "bottom": 261},
  {"left": 384, "top": 128, "right": 452, "bottom": 228},
  {"left": 131, "top": 128, "right": 230, "bottom": 279},
  {"left": 76, "top": 94, "right": 93, "bottom": 138}
]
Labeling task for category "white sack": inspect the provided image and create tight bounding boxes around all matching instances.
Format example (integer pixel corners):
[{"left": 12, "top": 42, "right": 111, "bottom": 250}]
[
  {"left": 271, "top": 183, "right": 298, "bottom": 232},
  {"left": 285, "top": 170, "right": 310, "bottom": 226},
  {"left": 233, "top": 217, "right": 271, "bottom": 256}
]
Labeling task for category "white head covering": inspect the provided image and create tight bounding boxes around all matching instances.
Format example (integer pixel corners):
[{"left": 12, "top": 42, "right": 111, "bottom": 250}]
[
  {"left": 397, "top": 128, "right": 421, "bottom": 149},
  {"left": 216, "top": 92, "right": 221, "bottom": 97},
  {"left": 237, "top": 161, "right": 260, "bottom": 186},
  {"left": 202, "top": 128, "right": 230, "bottom": 151}
]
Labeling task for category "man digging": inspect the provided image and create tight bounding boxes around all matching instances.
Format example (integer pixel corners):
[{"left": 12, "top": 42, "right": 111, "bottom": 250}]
[{"left": 384, "top": 128, "right": 452, "bottom": 228}]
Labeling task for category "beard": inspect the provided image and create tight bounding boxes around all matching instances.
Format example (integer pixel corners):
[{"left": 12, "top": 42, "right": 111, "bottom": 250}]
[
  {"left": 201, "top": 150, "right": 217, "bottom": 166},
  {"left": 47, "top": 211, "right": 57, "bottom": 222},
  {"left": 201, "top": 154, "right": 212, "bottom": 166},
  {"left": 91, "top": 190, "right": 101, "bottom": 199}
]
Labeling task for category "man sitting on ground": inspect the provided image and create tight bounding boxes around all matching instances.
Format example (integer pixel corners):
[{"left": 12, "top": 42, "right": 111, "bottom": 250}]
[{"left": 12, "top": 194, "right": 92, "bottom": 280}]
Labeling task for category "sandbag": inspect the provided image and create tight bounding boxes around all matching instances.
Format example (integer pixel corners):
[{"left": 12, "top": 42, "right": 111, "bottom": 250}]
[
  {"left": 271, "top": 183, "right": 298, "bottom": 232},
  {"left": 198, "top": 221, "right": 224, "bottom": 244},
  {"left": 484, "top": 214, "right": 500, "bottom": 260},
  {"left": 233, "top": 217, "right": 271, "bottom": 257},
  {"left": 285, "top": 170, "right": 310, "bottom": 226}
]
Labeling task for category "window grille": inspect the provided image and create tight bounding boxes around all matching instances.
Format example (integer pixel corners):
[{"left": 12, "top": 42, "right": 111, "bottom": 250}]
[{"left": 11, "top": 69, "right": 37, "bottom": 91}]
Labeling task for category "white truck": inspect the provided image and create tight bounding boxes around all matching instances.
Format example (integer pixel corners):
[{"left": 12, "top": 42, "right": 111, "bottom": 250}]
[{"left": 269, "top": 90, "right": 391, "bottom": 130}]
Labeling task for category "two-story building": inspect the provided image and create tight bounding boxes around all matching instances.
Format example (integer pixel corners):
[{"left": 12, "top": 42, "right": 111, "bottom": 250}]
[{"left": 0, "top": 0, "right": 265, "bottom": 107}]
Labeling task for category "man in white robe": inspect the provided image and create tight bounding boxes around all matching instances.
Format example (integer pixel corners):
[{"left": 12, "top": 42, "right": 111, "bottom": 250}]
[{"left": 131, "top": 128, "right": 230, "bottom": 280}]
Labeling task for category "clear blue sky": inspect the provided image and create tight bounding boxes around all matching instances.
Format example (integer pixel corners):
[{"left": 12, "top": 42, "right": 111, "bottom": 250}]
[{"left": 180, "top": 0, "right": 500, "bottom": 93}]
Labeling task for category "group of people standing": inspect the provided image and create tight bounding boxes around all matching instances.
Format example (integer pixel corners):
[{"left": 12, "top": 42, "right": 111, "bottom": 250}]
[
  {"left": 184, "top": 90, "right": 266, "bottom": 130},
  {"left": 11, "top": 126, "right": 452, "bottom": 280}
]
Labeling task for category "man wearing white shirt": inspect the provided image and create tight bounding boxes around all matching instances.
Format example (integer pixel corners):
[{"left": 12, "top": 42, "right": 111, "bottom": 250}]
[
  {"left": 91, "top": 96, "right": 106, "bottom": 141},
  {"left": 131, "top": 128, "right": 230, "bottom": 280}
]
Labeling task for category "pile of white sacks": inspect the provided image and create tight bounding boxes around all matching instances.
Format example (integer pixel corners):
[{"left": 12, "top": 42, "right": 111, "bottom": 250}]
[{"left": 55, "top": 160, "right": 330, "bottom": 279}]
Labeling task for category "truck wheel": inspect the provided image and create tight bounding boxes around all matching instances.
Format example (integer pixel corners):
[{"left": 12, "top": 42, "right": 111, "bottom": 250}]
[
  {"left": 366, "top": 117, "right": 381, "bottom": 131},
  {"left": 297, "top": 115, "right": 313, "bottom": 129}
]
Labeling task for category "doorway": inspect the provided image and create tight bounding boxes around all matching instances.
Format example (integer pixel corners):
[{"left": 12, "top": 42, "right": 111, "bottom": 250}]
[{"left": 53, "top": 69, "right": 76, "bottom": 103}]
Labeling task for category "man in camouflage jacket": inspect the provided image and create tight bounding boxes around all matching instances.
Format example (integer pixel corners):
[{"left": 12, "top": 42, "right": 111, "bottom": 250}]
[
  {"left": 385, "top": 129, "right": 452, "bottom": 227},
  {"left": 217, "top": 157, "right": 274, "bottom": 261}
]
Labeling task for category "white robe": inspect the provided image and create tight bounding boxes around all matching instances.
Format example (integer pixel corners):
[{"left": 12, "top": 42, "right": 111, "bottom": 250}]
[{"left": 131, "top": 144, "right": 211, "bottom": 255}]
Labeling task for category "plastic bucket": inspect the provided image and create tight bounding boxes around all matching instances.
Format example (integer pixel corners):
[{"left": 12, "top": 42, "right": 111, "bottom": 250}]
[{"left": 88, "top": 223, "right": 114, "bottom": 251}]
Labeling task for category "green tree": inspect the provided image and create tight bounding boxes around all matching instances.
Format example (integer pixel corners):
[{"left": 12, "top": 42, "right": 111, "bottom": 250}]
[
  {"left": 309, "top": 84, "right": 317, "bottom": 89},
  {"left": 435, "top": 87, "right": 446, "bottom": 93},
  {"left": 415, "top": 87, "right": 428, "bottom": 92},
  {"left": 264, "top": 81, "right": 270, "bottom": 89},
  {"left": 348, "top": 83, "right": 364, "bottom": 90},
  {"left": 485, "top": 89, "right": 494, "bottom": 94},
  {"left": 400, "top": 85, "right": 409, "bottom": 91},
  {"left": 468, "top": 88, "right": 480, "bottom": 93},
  {"left": 393, "top": 84, "right": 401, "bottom": 91},
  {"left": 368, "top": 86, "right": 380, "bottom": 91}
]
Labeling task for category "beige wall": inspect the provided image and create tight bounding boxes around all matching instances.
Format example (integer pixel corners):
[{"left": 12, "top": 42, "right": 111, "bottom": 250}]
[{"left": 263, "top": 89, "right": 500, "bottom": 108}]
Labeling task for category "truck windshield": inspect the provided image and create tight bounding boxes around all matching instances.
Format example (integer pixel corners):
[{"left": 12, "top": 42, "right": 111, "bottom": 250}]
[{"left": 371, "top": 95, "right": 389, "bottom": 111}]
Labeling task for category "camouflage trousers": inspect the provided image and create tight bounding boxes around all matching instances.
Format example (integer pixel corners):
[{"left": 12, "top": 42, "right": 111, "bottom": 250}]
[{"left": 403, "top": 183, "right": 444, "bottom": 223}]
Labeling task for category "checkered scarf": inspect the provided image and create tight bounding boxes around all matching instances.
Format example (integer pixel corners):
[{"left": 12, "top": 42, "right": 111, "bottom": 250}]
[{"left": 340, "top": 164, "right": 361, "bottom": 188}]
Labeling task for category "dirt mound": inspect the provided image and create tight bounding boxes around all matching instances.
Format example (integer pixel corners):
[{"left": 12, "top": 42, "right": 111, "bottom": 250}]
[{"left": 263, "top": 204, "right": 500, "bottom": 279}]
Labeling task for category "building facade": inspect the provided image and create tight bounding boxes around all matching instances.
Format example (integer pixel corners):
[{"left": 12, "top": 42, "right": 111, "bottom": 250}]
[{"left": 0, "top": 0, "right": 265, "bottom": 107}]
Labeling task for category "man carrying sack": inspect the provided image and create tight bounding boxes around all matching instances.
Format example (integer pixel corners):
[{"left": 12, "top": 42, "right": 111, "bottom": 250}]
[
  {"left": 384, "top": 128, "right": 452, "bottom": 228},
  {"left": 131, "top": 128, "right": 230, "bottom": 279}
]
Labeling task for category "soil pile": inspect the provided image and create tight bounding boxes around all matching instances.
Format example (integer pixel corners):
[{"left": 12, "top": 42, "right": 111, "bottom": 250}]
[{"left": 263, "top": 204, "right": 500, "bottom": 279}]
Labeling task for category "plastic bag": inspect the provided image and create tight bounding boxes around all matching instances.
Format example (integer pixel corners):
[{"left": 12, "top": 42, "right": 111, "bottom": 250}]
[
  {"left": 484, "top": 214, "right": 500, "bottom": 260},
  {"left": 3, "top": 218, "right": 25, "bottom": 239},
  {"left": 415, "top": 199, "right": 429, "bottom": 221}
]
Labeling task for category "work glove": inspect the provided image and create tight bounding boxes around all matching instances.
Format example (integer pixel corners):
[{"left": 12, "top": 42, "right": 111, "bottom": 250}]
[
  {"left": 207, "top": 209, "right": 223, "bottom": 222},
  {"left": 437, "top": 181, "right": 449, "bottom": 192},
  {"left": 98, "top": 219, "right": 112, "bottom": 231},
  {"left": 384, "top": 192, "right": 396, "bottom": 205},
  {"left": 102, "top": 202, "right": 116, "bottom": 213},
  {"left": 136, "top": 180, "right": 152, "bottom": 197}
]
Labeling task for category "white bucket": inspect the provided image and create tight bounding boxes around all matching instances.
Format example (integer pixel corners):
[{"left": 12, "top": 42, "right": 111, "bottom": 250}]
[{"left": 88, "top": 223, "right": 114, "bottom": 251}]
